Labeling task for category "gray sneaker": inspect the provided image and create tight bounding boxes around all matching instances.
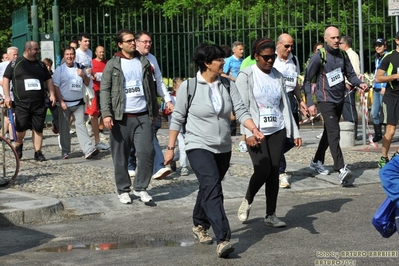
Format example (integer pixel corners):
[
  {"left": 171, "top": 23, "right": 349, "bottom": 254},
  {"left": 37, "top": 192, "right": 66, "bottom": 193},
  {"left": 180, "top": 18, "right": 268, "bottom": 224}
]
[
  {"left": 339, "top": 164, "right": 353, "bottom": 186},
  {"left": 309, "top": 160, "right": 330, "bottom": 175},
  {"left": 192, "top": 225, "right": 213, "bottom": 245},
  {"left": 264, "top": 214, "right": 286, "bottom": 228},
  {"left": 180, "top": 167, "right": 189, "bottom": 176},
  {"left": 216, "top": 241, "right": 234, "bottom": 258}
]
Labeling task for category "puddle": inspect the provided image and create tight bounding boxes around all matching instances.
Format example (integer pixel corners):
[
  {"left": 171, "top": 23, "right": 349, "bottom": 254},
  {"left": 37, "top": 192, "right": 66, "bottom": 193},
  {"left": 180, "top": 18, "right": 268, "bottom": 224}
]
[{"left": 36, "top": 237, "right": 195, "bottom": 252}]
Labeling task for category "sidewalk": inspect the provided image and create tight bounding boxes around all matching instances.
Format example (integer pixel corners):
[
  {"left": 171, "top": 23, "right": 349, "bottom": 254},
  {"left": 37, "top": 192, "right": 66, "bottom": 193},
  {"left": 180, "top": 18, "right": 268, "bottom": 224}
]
[{"left": 0, "top": 126, "right": 385, "bottom": 226}]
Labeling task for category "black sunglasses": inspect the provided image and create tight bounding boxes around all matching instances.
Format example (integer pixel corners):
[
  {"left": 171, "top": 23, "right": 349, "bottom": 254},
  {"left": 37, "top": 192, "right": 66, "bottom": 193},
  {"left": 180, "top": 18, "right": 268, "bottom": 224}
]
[
  {"left": 282, "top": 44, "right": 294, "bottom": 49},
  {"left": 258, "top": 53, "right": 276, "bottom": 62}
]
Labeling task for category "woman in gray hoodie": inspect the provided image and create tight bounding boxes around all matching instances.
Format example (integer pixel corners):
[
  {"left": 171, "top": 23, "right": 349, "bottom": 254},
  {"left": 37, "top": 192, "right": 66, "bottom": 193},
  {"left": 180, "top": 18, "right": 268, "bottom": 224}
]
[
  {"left": 235, "top": 37, "right": 302, "bottom": 227},
  {"left": 164, "top": 43, "right": 264, "bottom": 258}
]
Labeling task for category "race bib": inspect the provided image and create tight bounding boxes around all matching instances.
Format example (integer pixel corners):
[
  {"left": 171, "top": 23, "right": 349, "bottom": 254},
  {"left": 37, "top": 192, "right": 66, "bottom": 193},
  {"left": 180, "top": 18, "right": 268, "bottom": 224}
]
[
  {"left": 282, "top": 71, "right": 297, "bottom": 87},
  {"left": 95, "top": 72, "right": 103, "bottom": 81},
  {"left": 326, "top": 68, "right": 344, "bottom": 87},
  {"left": 68, "top": 79, "right": 82, "bottom": 92},
  {"left": 125, "top": 80, "right": 144, "bottom": 98},
  {"left": 259, "top": 106, "right": 280, "bottom": 128},
  {"left": 24, "top": 79, "right": 41, "bottom": 91}
]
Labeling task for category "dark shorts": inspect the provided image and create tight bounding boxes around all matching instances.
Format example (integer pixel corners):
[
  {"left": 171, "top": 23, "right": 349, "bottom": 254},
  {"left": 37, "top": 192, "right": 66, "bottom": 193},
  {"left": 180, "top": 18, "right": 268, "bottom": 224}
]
[
  {"left": 381, "top": 96, "right": 399, "bottom": 125},
  {"left": 14, "top": 99, "right": 46, "bottom": 133}
]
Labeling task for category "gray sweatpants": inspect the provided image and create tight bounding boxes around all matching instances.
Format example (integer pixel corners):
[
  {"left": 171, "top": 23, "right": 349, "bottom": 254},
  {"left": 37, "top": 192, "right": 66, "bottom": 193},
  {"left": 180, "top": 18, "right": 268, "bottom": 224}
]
[{"left": 110, "top": 114, "right": 154, "bottom": 194}]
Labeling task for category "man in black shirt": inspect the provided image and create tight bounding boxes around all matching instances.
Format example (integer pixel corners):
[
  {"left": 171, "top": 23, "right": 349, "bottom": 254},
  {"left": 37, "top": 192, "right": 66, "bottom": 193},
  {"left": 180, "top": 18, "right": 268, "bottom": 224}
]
[{"left": 2, "top": 41, "right": 56, "bottom": 161}]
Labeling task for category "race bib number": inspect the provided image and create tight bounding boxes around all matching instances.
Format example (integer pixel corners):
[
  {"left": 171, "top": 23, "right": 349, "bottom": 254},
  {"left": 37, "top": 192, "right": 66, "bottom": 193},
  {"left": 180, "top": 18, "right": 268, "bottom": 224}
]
[
  {"left": 282, "top": 71, "right": 297, "bottom": 87},
  {"left": 24, "top": 79, "right": 41, "bottom": 91},
  {"left": 95, "top": 72, "right": 103, "bottom": 81},
  {"left": 326, "top": 68, "right": 344, "bottom": 87},
  {"left": 259, "top": 106, "right": 280, "bottom": 128},
  {"left": 125, "top": 80, "right": 144, "bottom": 97},
  {"left": 68, "top": 79, "right": 82, "bottom": 92}
]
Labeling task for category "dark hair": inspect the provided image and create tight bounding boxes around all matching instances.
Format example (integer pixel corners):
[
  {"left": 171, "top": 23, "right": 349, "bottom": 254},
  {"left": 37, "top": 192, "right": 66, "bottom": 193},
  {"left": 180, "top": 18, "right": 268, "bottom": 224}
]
[
  {"left": 69, "top": 40, "right": 78, "bottom": 47},
  {"left": 63, "top": 46, "right": 76, "bottom": 55},
  {"left": 135, "top": 31, "right": 152, "bottom": 40},
  {"left": 193, "top": 43, "right": 225, "bottom": 73},
  {"left": 115, "top": 29, "right": 135, "bottom": 44},
  {"left": 340, "top": 36, "right": 352, "bottom": 47},
  {"left": 220, "top": 44, "right": 231, "bottom": 57},
  {"left": 313, "top": 42, "right": 323, "bottom": 53},
  {"left": 251, "top": 38, "right": 275, "bottom": 59},
  {"left": 77, "top": 33, "right": 90, "bottom": 41},
  {"left": 43, "top": 58, "right": 53, "bottom": 66}
]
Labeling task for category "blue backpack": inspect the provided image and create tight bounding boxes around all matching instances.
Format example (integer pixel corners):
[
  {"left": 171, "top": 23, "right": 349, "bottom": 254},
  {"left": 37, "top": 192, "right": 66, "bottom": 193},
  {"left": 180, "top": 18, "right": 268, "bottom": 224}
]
[{"left": 372, "top": 197, "right": 397, "bottom": 238}]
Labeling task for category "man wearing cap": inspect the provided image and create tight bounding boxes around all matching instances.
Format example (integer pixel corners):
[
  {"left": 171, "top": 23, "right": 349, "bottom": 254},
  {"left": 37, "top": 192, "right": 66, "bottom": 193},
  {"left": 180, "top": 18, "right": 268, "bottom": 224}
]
[
  {"left": 371, "top": 38, "right": 388, "bottom": 143},
  {"left": 376, "top": 32, "right": 399, "bottom": 168}
]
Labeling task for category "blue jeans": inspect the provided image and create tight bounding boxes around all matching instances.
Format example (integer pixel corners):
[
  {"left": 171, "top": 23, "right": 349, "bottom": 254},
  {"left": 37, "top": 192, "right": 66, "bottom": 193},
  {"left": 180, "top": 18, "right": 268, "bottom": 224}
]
[
  {"left": 128, "top": 116, "right": 165, "bottom": 174},
  {"left": 371, "top": 89, "right": 383, "bottom": 125}
]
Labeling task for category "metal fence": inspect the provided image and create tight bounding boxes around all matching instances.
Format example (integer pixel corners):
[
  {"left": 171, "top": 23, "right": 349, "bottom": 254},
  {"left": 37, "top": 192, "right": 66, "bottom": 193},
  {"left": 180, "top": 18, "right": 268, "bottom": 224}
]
[{"left": 36, "top": 1, "right": 397, "bottom": 87}]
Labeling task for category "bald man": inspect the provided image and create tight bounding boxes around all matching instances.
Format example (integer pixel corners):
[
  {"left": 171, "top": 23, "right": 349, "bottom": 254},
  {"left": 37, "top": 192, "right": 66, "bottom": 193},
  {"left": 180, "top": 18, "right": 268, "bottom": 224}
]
[{"left": 303, "top": 26, "right": 368, "bottom": 186}]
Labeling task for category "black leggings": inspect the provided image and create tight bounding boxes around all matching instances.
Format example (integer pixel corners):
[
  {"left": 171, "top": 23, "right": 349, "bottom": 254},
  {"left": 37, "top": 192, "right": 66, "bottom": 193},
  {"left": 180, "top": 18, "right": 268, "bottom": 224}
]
[{"left": 246, "top": 128, "right": 286, "bottom": 215}]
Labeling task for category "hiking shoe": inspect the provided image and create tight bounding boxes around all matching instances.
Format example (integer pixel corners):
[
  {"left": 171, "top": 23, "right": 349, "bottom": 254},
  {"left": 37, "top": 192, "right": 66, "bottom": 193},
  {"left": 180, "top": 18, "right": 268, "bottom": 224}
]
[
  {"left": 378, "top": 156, "right": 389, "bottom": 168},
  {"left": 279, "top": 173, "right": 291, "bottom": 188},
  {"left": 237, "top": 198, "right": 251, "bottom": 223},
  {"left": 309, "top": 160, "right": 330, "bottom": 175},
  {"left": 238, "top": 141, "right": 247, "bottom": 152},
  {"left": 152, "top": 167, "right": 172, "bottom": 180},
  {"left": 96, "top": 142, "right": 110, "bottom": 150},
  {"left": 264, "top": 214, "right": 286, "bottom": 228},
  {"left": 133, "top": 190, "right": 153, "bottom": 202},
  {"left": 118, "top": 192, "right": 132, "bottom": 204},
  {"left": 34, "top": 150, "right": 46, "bottom": 162},
  {"left": 192, "top": 225, "right": 213, "bottom": 245},
  {"left": 128, "top": 170, "right": 136, "bottom": 177},
  {"left": 216, "top": 241, "right": 234, "bottom": 258},
  {"left": 15, "top": 143, "right": 23, "bottom": 159},
  {"left": 338, "top": 164, "right": 353, "bottom": 186},
  {"left": 180, "top": 167, "right": 189, "bottom": 176},
  {"left": 85, "top": 148, "right": 99, "bottom": 159}
]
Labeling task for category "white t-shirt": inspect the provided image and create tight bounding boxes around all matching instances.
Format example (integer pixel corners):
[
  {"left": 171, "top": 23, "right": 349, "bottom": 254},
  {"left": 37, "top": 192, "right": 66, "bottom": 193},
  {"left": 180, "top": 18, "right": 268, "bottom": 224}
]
[
  {"left": 53, "top": 63, "right": 86, "bottom": 107},
  {"left": 121, "top": 58, "right": 147, "bottom": 113},
  {"left": 208, "top": 80, "right": 222, "bottom": 114},
  {"left": 75, "top": 48, "right": 92, "bottom": 68},
  {"left": 252, "top": 65, "right": 285, "bottom": 135},
  {"left": 273, "top": 54, "right": 300, "bottom": 93},
  {"left": 0, "top": 61, "right": 14, "bottom": 100}
]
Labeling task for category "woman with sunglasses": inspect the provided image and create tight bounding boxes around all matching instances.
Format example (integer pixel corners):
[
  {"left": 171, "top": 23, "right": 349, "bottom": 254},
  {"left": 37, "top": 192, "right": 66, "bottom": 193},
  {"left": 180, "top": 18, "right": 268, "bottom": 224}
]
[
  {"left": 164, "top": 43, "right": 264, "bottom": 258},
  {"left": 235, "top": 37, "right": 302, "bottom": 227}
]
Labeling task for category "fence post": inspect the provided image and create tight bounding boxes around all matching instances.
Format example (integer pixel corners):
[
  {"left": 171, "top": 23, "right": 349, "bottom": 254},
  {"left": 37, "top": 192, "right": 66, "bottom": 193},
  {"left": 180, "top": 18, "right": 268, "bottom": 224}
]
[{"left": 52, "top": 0, "right": 61, "bottom": 67}]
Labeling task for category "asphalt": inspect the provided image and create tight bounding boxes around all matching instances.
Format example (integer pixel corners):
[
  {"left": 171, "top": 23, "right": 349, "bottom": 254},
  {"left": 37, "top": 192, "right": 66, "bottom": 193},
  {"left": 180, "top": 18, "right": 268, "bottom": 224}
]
[{"left": 0, "top": 125, "right": 388, "bottom": 227}]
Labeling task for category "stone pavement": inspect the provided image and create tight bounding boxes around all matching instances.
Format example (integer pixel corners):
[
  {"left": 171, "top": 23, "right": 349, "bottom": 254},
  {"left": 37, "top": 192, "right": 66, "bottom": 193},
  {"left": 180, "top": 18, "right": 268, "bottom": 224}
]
[{"left": 1, "top": 124, "right": 391, "bottom": 227}]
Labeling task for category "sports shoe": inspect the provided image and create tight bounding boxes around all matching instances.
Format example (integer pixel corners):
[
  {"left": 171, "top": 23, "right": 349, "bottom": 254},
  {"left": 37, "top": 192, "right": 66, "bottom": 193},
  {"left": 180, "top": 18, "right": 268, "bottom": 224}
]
[
  {"left": 128, "top": 170, "right": 136, "bottom": 177},
  {"left": 152, "top": 167, "right": 172, "bottom": 180},
  {"left": 309, "top": 160, "right": 330, "bottom": 175},
  {"left": 338, "top": 164, "right": 353, "bottom": 186},
  {"left": 238, "top": 141, "right": 247, "bottom": 152},
  {"left": 279, "top": 173, "right": 291, "bottom": 188},
  {"left": 133, "top": 190, "right": 153, "bottom": 202},
  {"left": 316, "top": 132, "right": 323, "bottom": 139},
  {"left": 378, "top": 156, "right": 389, "bottom": 169},
  {"left": 192, "top": 225, "right": 213, "bottom": 245},
  {"left": 216, "top": 241, "right": 234, "bottom": 258},
  {"left": 392, "top": 152, "right": 399, "bottom": 160},
  {"left": 85, "top": 148, "right": 99, "bottom": 159},
  {"left": 237, "top": 198, "right": 251, "bottom": 222},
  {"left": 15, "top": 143, "right": 23, "bottom": 159},
  {"left": 62, "top": 153, "right": 69, "bottom": 159},
  {"left": 180, "top": 167, "right": 189, "bottom": 176},
  {"left": 70, "top": 129, "right": 76, "bottom": 135},
  {"left": 34, "top": 150, "right": 46, "bottom": 162},
  {"left": 264, "top": 213, "right": 286, "bottom": 228},
  {"left": 96, "top": 142, "right": 110, "bottom": 150},
  {"left": 118, "top": 192, "right": 132, "bottom": 204}
]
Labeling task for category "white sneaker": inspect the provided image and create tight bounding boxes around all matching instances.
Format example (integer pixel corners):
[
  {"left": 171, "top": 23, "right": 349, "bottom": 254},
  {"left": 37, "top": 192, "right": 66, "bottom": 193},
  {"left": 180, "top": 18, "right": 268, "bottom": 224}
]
[
  {"left": 180, "top": 167, "right": 189, "bottom": 176},
  {"left": 70, "top": 129, "right": 76, "bottom": 135},
  {"left": 133, "top": 190, "right": 153, "bottom": 202},
  {"left": 152, "top": 167, "right": 172, "bottom": 180},
  {"left": 264, "top": 214, "right": 286, "bottom": 228},
  {"left": 118, "top": 192, "right": 132, "bottom": 204},
  {"left": 339, "top": 164, "right": 353, "bottom": 186},
  {"left": 96, "top": 142, "right": 110, "bottom": 150},
  {"left": 279, "top": 173, "right": 291, "bottom": 188},
  {"left": 238, "top": 141, "right": 247, "bottom": 152},
  {"left": 237, "top": 198, "right": 251, "bottom": 222},
  {"left": 128, "top": 170, "right": 136, "bottom": 177},
  {"left": 309, "top": 160, "right": 330, "bottom": 175},
  {"left": 316, "top": 132, "right": 323, "bottom": 139}
]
